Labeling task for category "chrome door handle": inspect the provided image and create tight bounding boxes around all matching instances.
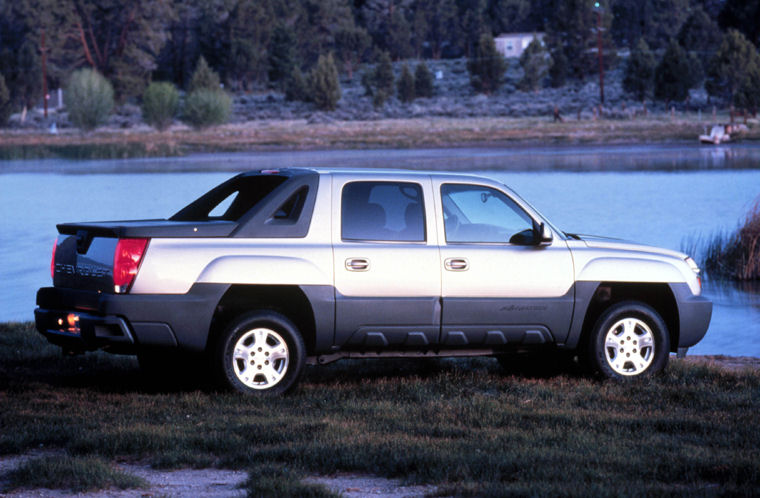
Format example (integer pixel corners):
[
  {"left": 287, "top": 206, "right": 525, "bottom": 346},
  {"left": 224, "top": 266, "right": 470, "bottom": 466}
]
[
  {"left": 345, "top": 258, "right": 370, "bottom": 271},
  {"left": 444, "top": 258, "right": 469, "bottom": 271}
]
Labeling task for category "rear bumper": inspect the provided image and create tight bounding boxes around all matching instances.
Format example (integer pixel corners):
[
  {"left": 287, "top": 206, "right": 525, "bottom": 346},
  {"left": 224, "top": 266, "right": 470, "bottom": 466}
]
[
  {"left": 670, "top": 283, "right": 712, "bottom": 348},
  {"left": 35, "top": 283, "right": 228, "bottom": 353}
]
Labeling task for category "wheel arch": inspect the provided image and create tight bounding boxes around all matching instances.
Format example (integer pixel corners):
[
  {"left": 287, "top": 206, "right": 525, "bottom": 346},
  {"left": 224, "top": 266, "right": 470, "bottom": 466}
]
[
  {"left": 572, "top": 282, "right": 679, "bottom": 354},
  {"left": 207, "top": 284, "right": 325, "bottom": 355}
]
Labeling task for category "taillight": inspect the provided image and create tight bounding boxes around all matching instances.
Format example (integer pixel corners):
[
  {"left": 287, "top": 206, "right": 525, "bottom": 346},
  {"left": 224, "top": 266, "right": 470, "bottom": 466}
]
[
  {"left": 50, "top": 237, "right": 58, "bottom": 280},
  {"left": 113, "top": 238, "right": 149, "bottom": 293}
]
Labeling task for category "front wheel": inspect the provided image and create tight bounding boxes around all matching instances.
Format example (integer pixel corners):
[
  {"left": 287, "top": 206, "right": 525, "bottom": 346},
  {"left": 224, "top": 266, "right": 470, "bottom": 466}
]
[
  {"left": 216, "top": 311, "right": 305, "bottom": 395},
  {"left": 587, "top": 301, "right": 670, "bottom": 379}
]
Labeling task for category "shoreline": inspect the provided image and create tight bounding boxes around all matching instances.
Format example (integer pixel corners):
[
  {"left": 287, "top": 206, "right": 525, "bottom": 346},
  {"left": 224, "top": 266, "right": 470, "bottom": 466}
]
[{"left": 2, "top": 115, "right": 758, "bottom": 159}]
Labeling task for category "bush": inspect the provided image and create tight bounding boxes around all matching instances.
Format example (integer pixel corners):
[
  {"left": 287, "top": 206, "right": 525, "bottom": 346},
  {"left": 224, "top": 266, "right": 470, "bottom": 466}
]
[
  {"left": 700, "top": 202, "right": 760, "bottom": 281},
  {"left": 64, "top": 68, "right": 114, "bottom": 131},
  {"left": 141, "top": 82, "right": 179, "bottom": 131},
  {"left": 182, "top": 89, "right": 231, "bottom": 129},
  {"left": 0, "top": 73, "right": 11, "bottom": 127},
  {"left": 397, "top": 63, "right": 415, "bottom": 103},
  {"left": 414, "top": 62, "right": 434, "bottom": 98},
  {"left": 189, "top": 56, "right": 220, "bottom": 92},
  {"left": 362, "top": 51, "right": 395, "bottom": 107},
  {"left": 518, "top": 37, "right": 551, "bottom": 92},
  {"left": 308, "top": 53, "right": 341, "bottom": 111}
]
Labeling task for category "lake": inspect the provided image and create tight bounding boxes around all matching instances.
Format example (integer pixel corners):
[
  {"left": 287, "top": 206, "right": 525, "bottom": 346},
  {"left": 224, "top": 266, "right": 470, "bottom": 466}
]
[{"left": 1, "top": 144, "right": 759, "bottom": 356}]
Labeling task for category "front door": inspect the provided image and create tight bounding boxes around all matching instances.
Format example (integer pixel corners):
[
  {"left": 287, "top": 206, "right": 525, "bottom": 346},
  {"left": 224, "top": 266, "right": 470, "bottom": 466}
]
[
  {"left": 435, "top": 180, "right": 575, "bottom": 347},
  {"left": 332, "top": 175, "right": 441, "bottom": 348}
]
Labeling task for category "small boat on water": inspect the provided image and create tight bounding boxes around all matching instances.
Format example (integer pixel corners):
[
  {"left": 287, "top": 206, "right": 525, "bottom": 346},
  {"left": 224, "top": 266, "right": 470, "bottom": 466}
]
[{"left": 699, "top": 124, "right": 732, "bottom": 144}]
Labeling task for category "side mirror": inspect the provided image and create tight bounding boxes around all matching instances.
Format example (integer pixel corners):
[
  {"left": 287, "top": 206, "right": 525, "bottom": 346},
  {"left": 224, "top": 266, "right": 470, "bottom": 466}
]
[{"left": 532, "top": 220, "right": 553, "bottom": 245}]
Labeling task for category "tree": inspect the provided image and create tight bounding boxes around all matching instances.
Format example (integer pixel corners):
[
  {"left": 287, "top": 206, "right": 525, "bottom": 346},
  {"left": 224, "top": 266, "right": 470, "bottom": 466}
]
[
  {"left": 397, "top": 63, "right": 415, "bottom": 102},
  {"left": 414, "top": 61, "right": 434, "bottom": 98},
  {"left": 654, "top": 39, "right": 693, "bottom": 104},
  {"left": 623, "top": 39, "right": 656, "bottom": 103},
  {"left": 308, "top": 53, "right": 341, "bottom": 111},
  {"left": 182, "top": 89, "right": 231, "bottom": 129},
  {"left": 518, "top": 37, "right": 551, "bottom": 92},
  {"left": 678, "top": 7, "right": 722, "bottom": 57},
  {"left": 363, "top": 51, "right": 395, "bottom": 107},
  {"left": 611, "top": 0, "right": 690, "bottom": 50},
  {"left": 285, "top": 67, "right": 309, "bottom": 102},
  {"left": 548, "top": 47, "right": 568, "bottom": 87},
  {"left": 718, "top": 0, "right": 760, "bottom": 48},
  {"left": 334, "top": 26, "right": 370, "bottom": 80},
  {"left": 545, "top": 0, "right": 615, "bottom": 81},
  {"left": 361, "top": 0, "right": 413, "bottom": 60},
  {"left": 412, "top": 0, "right": 458, "bottom": 59},
  {"left": 706, "top": 29, "right": 760, "bottom": 111},
  {"left": 0, "top": 39, "right": 42, "bottom": 113},
  {"left": 64, "top": 68, "right": 114, "bottom": 131},
  {"left": 189, "top": 56, "right": 220, "bottom": 92},
  {"left": 458, "top": 0, "right": 487, "bottom": 58},
  {"left": 0, "top": 74, "right": 11, "bottom": 127},
  {"left": 467, "top": 33, "right": 506, "bottom": 94},
  {"left": 268, "top": 24, "right": 298, "bottom": 87}
]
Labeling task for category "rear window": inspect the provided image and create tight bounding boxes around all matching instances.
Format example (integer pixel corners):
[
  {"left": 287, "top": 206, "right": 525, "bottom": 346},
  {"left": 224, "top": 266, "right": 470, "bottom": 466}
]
[{"left": 171, "top": 176, "right": 287, "bottom": 222}]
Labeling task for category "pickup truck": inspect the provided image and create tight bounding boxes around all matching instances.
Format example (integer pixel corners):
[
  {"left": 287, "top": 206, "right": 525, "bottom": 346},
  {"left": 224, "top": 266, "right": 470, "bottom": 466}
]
[{"left": 35, "top": 168, "right": 712, "bottom": 394}]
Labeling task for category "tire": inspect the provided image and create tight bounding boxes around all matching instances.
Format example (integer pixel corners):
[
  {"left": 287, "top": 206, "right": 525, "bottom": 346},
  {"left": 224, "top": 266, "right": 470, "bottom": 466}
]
[
  {"left": 216, "top": 311, "right": 306, "bottom": 395},
  {"left": 587, "top": 301, "right": 669, "bottom": 379}
]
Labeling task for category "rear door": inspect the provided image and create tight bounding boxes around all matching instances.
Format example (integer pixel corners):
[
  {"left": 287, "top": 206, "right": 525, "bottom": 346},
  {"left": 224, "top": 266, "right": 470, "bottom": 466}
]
[{"left": 331, "top": 174, "right": 441, "bottom": 348}]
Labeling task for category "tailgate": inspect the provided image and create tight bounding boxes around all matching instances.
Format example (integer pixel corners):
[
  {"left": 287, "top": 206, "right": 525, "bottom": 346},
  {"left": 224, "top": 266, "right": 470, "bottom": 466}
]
[{"left": 53, "top": 233, "right": 118, "bottom": 293}]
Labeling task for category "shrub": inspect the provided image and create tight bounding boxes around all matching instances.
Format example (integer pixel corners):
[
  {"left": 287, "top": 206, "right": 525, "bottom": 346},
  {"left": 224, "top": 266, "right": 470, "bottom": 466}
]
[
  {"left": 308, "top": 53, "right": 341, "bottom": 111},
  {"left": 397, "top": 63, "right": 415, "bottom": 103},
  {"left": 64, "top": 68, "right": 114, "bottom": 131},
  {"left": 362, "top": 51, "right": 395, "bottom": 107},
  {"left": 141, "top": 82, "right": 179, "bottom": 131},
  {"left": 182, "top": 89, "right": 231, "bottom": 129},
  {"left": 414, "top": 61, "right": 434, "bottom": 98},
  {"left": 700, "top": 202, "right": 760, "bottom": 281},
  {"left": 0, "top": 73, "right": 11, "bottom": 127},
  {"left": 623, "top": 39, "right": 656, "bottom": 103},
  {"left": 189, "top": 56, "right": 220, "bottom": 92},
  {"left": 518, "top": 37, "right": 551, "bottom": 92}
]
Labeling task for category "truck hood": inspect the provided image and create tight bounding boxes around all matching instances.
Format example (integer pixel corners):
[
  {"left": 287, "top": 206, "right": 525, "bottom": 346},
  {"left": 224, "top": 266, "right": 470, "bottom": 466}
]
[{"left": 571, "top": 234, "right": 688, "bottom": 260}]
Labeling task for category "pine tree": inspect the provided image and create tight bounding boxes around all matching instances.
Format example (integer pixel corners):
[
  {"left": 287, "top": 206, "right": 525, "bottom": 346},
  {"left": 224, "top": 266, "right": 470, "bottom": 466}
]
[
  {"left": 397, "top": 63, "right": 415, "bottom": 102},
  {"left": 623, "top": 39, "right": 656, "bottom": 103},
  {"left": 549, "top": 47, "right": 568, "bottom": 88},
  {"left": 467, "top": 34, "right": 506, "bottom": 95},
  {"left": 268, "top": 24, "right": 297, "bottom": 87},
  {"left": 0, "top": 74, "right": 11, "bottom": 127},
  {"left": 364, "top": 51, "right": 395, "bottom": 107},
  {"left": 414, "top": 61, "right": 434, "bottom": 98},
  {"left": 677, "top": 7, "right": 722, "bottom": 57},
  {"left": 518, "top": 37, "right": 551, "bottom": 92},
  {"left": 335, "top": 26, "right": 370, "bottom": 80},
  {"left": 706, "top": 29, "right": 760, "bottom": 111},
  {"left": 308, "top": 53, "right": 341, "bottom": 111},
  {"left": 285, "top": 67, "right": 309, "bottom": 102},
  {"left": 654, "top": 39, "right": 693, "bottom": 104},
  {"left": 189, "top": 56, "right": 221, "bottom": 92}
]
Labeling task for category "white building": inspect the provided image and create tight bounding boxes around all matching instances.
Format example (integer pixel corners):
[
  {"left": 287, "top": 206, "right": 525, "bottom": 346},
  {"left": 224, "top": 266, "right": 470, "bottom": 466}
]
[{"left": 494, "top": 32, "right": 545, "bottom": 58}]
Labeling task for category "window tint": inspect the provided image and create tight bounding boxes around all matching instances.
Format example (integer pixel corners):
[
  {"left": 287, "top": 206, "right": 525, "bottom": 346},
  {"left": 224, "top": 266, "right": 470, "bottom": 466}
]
[
  {"left": 171, "top": 176, "right": 286, "bottom": 222},
  {"left": 272, "top": 187, "right": 308, "bottom": 221},
  {"left": 342, "top": 181, "right": 425, "bottom": 242},
  {"left": 441, "top": 184, "right": 532, "bottom": 243}
]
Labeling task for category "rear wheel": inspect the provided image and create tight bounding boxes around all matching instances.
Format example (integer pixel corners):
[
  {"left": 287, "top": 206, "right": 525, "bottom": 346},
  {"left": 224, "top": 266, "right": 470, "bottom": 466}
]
[
  {"left": 216, "top": 311, "right": 305, "bottom": 395},
  {"left": 587, "top": 301, "right": 669, "bottom": 379}
]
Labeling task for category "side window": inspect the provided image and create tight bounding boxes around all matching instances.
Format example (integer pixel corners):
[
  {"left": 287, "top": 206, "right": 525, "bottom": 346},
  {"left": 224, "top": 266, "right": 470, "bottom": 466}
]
[
  {"left": 342, "top": 181, "right": 425, "bottom": 242},
  {"left": 441, "top": 184, "right": 533, "bottom": 243},
  {"left": 270, "top": 187, "right": 308, "bottom": 222}
]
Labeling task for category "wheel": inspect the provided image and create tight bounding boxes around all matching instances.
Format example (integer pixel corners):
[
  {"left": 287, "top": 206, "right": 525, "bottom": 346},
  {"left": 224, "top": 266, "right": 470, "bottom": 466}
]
[
  {"left": 587, "top": 301, "right": 669, "bottom": 379},
  {"left": 216, "top": 311, "right": 305, "bottom": 395}
]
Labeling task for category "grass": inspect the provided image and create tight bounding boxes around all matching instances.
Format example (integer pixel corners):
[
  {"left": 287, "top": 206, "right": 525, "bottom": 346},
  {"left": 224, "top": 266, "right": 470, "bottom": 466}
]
[
  {"left": 3, "top": 455, "right": 146, "bottom": 493},
  {"left": 1, "top": 113, "right": 757, "bottom": 159},
  {"left": 1, "top": 321, "right": 760, "bottom": 496},
  {"left": 684, "top": 201, "right": 760, "bottom": 281}
]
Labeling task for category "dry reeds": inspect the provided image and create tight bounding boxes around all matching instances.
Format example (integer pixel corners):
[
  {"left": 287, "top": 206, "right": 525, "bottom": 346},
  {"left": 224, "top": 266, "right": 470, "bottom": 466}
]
[{"left": 700, "top": 201, "right": 760, "bottom": 281}]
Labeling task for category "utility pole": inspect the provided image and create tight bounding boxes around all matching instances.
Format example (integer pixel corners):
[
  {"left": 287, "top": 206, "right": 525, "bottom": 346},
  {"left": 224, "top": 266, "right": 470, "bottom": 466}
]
[
  {"left": 594, "top": 2, "right": 604, "bottom": 106},
  {"left": 41, "top": 29, "right": 48, "bottom": 118}
]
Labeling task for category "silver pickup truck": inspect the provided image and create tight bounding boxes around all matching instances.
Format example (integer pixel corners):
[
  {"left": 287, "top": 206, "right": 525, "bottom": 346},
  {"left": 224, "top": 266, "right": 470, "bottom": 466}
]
[{"left": 36, "top": 168, "right": 712, "bottom": 394}]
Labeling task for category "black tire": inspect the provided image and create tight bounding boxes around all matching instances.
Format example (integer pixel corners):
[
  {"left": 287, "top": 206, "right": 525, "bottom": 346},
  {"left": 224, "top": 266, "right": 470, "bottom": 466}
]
[
  {"left": 215, "top": 311, "right": 305, "bottom": 395},
  {"left": 587, "top": 301, "right": 670, "bottom": 379}
]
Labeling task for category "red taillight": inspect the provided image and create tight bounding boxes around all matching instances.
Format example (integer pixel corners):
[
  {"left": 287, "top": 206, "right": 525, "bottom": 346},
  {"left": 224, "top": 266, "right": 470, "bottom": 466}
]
[
  {"left": 50, "top": 237, "right": 58, "bottom": 280},
  {"left": 113, "top": 238, "right": 149, "bottom": 292}
]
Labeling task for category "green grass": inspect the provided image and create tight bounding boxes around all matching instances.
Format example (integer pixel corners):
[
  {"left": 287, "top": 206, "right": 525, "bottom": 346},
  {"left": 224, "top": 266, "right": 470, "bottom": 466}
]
[
  {"left": 3, "top": 455, "right": 146, "bottom": 493},
  {"left": 1, "top": 322, "right": 759, "bottom": 496}
]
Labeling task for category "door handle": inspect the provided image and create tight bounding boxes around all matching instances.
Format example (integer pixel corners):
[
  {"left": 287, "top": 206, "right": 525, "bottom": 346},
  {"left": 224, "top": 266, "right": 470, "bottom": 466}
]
[
  {"left": 444, "top": 258, "right": 469, "bottom": 271},
  {"left": 345, "top": 258, "right": 370, "bottom": 271}
]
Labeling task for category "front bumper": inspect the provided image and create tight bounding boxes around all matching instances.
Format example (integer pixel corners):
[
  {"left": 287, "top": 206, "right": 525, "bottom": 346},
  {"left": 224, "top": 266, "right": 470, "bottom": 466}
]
[
  {"left": 671, "top": 283, "right": 713, "bottom": 348},
  {"left": 35, "top": 283, "right": 228, "bottom": 353}
]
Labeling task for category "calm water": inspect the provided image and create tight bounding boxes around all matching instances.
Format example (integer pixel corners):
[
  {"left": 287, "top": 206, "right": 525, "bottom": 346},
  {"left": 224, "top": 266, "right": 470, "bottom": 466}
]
[{"left": 1, "top": 145, "right": 759, "bottom": 356}]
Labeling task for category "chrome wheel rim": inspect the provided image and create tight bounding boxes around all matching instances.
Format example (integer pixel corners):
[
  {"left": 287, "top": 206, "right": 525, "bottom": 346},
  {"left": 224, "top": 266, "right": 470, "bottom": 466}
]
[
  {"left": 232, "top": 328, "right": 289, "bottom": 389},
  {"left": 604, "top": 318, "right": 655, "bottom": 376}
]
